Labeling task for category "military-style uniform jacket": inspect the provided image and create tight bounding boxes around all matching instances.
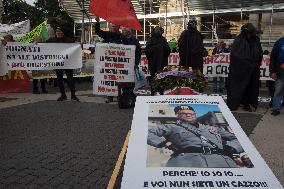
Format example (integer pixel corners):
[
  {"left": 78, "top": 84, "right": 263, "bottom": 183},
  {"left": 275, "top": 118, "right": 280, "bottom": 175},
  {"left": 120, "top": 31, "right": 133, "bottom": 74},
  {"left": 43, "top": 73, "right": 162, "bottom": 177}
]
[
  {"left": 148, "top": 121, "right": 243, "bottom": 153},
  {"left": 148, "top": 121, "right": 244, "bottom": 167}
]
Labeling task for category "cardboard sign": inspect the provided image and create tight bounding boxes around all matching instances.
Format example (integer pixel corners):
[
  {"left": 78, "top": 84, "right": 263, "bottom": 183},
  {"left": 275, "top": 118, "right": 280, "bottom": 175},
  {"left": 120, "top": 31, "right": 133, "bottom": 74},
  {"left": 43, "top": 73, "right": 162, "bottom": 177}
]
[{"left": 93, "top": 43, "right": 135, "bottom": 96}]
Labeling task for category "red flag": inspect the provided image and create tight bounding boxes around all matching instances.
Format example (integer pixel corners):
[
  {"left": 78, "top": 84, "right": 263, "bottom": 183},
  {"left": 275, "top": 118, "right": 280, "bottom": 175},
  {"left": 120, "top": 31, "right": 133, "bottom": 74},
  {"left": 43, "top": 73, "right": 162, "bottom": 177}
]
[{"left": 89, "top": 0, "right": 141, "bottom": 31}]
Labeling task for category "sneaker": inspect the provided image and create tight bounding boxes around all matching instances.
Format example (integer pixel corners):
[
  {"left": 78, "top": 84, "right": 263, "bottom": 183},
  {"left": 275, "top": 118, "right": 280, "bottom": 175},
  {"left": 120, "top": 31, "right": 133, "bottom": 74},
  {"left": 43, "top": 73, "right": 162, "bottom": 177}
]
[
  {"left": 271, "top": 110, "right": 280, "bottom": 116},
  {"left": 57, "top": 95, "right": 67, "bottom": 101},
  {"left": 71, "top": 95, "right": 80, "bottom": 101},
  {"left": 33, "top": 90, "right": 40, "bottom": 94}
]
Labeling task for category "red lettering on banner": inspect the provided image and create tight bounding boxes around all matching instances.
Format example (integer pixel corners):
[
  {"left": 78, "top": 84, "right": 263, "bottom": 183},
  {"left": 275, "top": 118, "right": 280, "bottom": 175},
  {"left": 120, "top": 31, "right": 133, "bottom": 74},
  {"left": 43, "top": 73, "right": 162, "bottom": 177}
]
[
  {"left": 207, "top": 56, "right": 214, "bottom": 64},
  {"left": 168, "top": 54, "right": 179, "bottom": 65},
  {"left": 219, "top": 54, "right": 226, "bottom": 63},
  {"left": 105, "top": 50, "right": 126, "bottom": 56},
  {"left": 262, "top": 56, "right": 270, "bottom": 66},
  {"left": 0, "top": 71, "right": 29, "bottom": 93},
  {"left": 114, "top": 63, "right": 124, "bottom": 68},
  {"left": 98, "top": 86, "right": 106, "bottom": 92},
  {"left": 105, "top": 63, "right": 125, "bottom": 68},
  {"left": 213, "top": 55, "right": 219, "bottom": 63},
  {"left": 140, "top": 56, "right": 148, "bottom": 66}
]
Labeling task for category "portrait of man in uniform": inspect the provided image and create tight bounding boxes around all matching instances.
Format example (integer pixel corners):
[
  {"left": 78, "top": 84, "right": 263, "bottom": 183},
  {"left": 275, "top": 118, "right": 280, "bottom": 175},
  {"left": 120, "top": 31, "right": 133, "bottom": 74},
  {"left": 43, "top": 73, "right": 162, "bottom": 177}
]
[{"left": 147, "top": 104, "right": 253, "bottom": 168}]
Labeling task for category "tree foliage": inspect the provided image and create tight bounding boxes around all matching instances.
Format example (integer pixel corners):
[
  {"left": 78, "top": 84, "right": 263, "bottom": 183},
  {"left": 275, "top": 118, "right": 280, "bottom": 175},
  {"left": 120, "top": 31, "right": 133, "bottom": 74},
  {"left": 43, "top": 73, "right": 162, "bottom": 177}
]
[{"left": 2, "top": 0, "right": 74, "bottom": 38}]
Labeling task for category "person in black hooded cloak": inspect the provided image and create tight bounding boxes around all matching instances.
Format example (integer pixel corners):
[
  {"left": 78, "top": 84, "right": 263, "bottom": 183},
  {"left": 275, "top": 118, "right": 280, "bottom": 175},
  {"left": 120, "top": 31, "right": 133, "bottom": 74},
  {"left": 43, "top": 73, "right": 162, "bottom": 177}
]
[
  {"left": 145, "top": 26, "right": 171, "bottom": 95},
  {"left": 178, "top": 17, "right": 204, "bottom": 72},
  {"left": 227, "top": 23, "right": 263, "bottom": 111}
]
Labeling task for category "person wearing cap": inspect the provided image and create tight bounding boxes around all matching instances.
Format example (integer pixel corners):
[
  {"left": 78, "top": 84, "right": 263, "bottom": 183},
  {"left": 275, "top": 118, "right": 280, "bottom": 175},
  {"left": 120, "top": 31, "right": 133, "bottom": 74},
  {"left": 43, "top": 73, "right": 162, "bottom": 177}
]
[
  {"left": 269, "top": 36, "right": 284, "bottom": 116},
  {"left": 178, "top": 17, "right": 204, "bottom": 73},
  {"left": 95, "top": 17, "right": 125, "bottom": 103},
  {"left": 46, "top": 27, "right": 79, "bottom": 101},
  {"left": 145, "top": 26, "right": 171, "bottom": 95},
  {"left": 147, "top": 105, "right": 245, "bottom": 167},
  {"left": 227, "top": 23, "right": 263, "bottom": 111}
]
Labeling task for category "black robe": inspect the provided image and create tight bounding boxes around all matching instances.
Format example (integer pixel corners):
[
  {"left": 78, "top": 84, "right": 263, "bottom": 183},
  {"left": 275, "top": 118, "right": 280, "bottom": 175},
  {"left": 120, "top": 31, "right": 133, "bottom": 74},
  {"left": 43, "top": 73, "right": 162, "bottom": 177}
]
[
  {"left": 178, "top": 28, "right": 204, "bottom": 70},
  {"left": 145, "top": 35, "right": 170, "bottom": 77},
  {"left": 227, "top": 35, "right": 263, "bottom": 110}
]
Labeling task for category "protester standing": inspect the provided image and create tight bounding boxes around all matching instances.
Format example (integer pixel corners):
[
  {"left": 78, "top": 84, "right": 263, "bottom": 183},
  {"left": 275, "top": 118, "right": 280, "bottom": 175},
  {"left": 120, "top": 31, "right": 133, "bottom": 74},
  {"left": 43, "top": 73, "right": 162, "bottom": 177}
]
[
  {"left": 121, "top": 27, "right": 141, "bottom": 68},
  {"left": 212, "top": 40, "right": 229, "bottom": 93},
  {"left": 227, "top": 23, "right": 263, "bottom": 111},
  {"left": 46, "top": 27, "right": 79, "bottom": 101},
  {"left": 145, "top": 26, "right": 171, "bottom": 95},
  {"left": 178, "top": 17, "right": 204, "bottom": 72},
  {"left": 95, "top": 16, "right": 124, "bottom": 103},
  {"left": 269, "top": 36, "right": 284, "bottom": 116}
]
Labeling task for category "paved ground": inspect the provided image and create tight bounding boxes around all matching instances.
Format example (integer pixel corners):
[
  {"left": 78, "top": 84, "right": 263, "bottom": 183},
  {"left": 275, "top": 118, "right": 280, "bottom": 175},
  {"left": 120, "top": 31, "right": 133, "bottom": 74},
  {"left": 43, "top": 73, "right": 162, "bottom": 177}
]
[{"left": 0, "top": 80, "right": 283, "bottom": 188}]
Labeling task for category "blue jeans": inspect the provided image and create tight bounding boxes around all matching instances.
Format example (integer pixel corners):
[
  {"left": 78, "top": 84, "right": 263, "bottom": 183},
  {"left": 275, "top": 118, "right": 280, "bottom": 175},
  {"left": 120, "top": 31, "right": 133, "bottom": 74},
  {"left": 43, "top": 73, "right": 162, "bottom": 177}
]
[{"left": 272, "top": 70, "right": 284, "bottom": 111}]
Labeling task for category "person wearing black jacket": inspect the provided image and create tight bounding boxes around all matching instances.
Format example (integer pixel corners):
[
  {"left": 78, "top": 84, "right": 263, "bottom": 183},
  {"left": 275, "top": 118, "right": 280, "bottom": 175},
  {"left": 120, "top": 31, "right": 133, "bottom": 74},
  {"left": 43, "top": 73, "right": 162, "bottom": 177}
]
[
  {"left": 46, "top": 27, "right": 79, "bottom": 101},
  {"left": 269, "top": 36, "right": 284, "bottom": 116}
]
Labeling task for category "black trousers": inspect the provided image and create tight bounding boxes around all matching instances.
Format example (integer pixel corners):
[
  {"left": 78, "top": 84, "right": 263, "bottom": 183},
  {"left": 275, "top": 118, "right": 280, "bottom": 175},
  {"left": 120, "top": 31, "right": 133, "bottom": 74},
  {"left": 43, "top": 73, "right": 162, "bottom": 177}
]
[
  {"left": 55, "top": 69, "right": 75, "bottom": 96},
  {"left": 33, "top": 79, "right": 46, "bottom": 91}
]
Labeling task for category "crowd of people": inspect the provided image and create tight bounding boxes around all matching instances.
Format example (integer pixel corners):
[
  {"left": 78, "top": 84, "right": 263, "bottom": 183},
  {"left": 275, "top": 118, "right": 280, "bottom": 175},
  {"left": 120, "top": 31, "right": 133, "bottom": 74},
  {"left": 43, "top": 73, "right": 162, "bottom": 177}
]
[{"left": 1, "top": 16, "right": 284, "bottom": 116}]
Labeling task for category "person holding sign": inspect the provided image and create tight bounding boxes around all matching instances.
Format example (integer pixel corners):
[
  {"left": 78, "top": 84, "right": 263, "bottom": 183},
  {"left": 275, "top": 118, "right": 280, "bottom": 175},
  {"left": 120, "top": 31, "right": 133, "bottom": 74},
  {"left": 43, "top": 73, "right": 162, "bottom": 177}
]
[
  {"left": 46, "top": 27, "right": 79, "bottom": 101},
  {"left": 227, "top": 23, "right": 263, "bottom": 111},
  {"left": 147, "top": 105, "right": 246, "bottom": 168},
  {"left": 95, "top": 16, "right": 125, "bottom": 103}
]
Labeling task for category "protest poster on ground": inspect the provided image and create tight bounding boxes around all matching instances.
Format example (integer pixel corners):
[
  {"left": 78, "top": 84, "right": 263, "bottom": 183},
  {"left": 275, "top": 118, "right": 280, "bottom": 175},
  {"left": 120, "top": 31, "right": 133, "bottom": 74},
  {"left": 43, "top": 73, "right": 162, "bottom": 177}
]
[
  {"left": 121, "top": 95, "right": 282, "bottom": 189},
  {"left": 93, "top": 43, "right": 135, "bottom": 96},
  {"left": 5, "top": 42, "right": 82, "bottom": 70},
  {"left": 0, "top": 20, "right": 30, "bottom": 39},
  {"left": 0, "top": 70, "right": 29, "bottom": 93}
]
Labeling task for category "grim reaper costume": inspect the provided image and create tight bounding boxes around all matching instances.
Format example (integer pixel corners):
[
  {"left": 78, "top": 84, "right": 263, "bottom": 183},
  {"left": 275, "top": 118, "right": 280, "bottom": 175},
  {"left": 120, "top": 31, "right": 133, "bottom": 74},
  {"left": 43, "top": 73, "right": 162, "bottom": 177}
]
[
  {"left": 178, "top": 17, "right": 204, "bottom": 71},
  {"left": 145, "top": 26, "right": 171, "bottom": 77},
  {"left": 227, "top": 23, "right": 263, "bottom": 111}
]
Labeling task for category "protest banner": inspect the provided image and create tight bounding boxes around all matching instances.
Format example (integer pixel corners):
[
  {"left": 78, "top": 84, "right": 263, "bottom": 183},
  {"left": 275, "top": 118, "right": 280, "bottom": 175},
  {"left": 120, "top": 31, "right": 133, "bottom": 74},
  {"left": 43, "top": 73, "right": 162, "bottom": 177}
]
[
  {"left": 0, "top": 20, "right": 30, "bottom": 39},
  {"left": 121, "top": 95, "right": 282, "bottom": 189},
  {"left": 203, "top": 53, "right": 271, "bottom": 80},
  {"left": 0, "top": 70, "right": 29, "bottom": 93},
  {"left": 140, "top": 53, "right": 271, "bottom": 80},
  {"left": 93, "top": 43, "right": 135, "bottom": 96},
  {"left": 5, "top": 42, "right": 82, "bottom": 70},
  {"left": 139, "top": 53, "right": 179, "bottom": 77}
]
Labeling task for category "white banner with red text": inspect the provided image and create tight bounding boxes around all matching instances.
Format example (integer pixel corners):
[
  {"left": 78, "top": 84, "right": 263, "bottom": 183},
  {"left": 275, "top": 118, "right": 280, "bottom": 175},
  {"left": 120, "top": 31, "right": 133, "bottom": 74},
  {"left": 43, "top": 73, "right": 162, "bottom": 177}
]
[{"left": 139, "top": 53, "right": 271, "bottom": 80}]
